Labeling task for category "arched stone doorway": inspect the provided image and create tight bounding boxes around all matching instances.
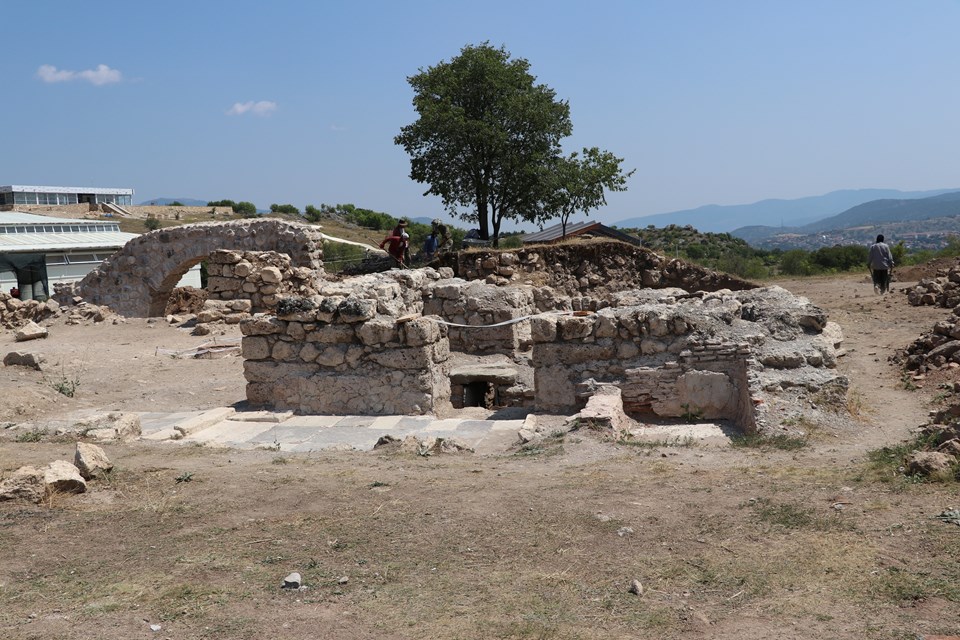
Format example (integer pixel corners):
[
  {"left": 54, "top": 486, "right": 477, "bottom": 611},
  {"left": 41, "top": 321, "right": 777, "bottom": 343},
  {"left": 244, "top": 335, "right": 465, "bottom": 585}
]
[{"left": 74, "top": 219, "right": 324, "bottom": 317}]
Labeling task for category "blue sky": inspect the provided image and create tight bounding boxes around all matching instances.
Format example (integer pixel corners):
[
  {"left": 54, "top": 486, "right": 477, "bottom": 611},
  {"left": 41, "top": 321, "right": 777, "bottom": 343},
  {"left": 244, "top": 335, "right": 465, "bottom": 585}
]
[{"left": 3, "top": 1, "right": 960, "bottom": 230}]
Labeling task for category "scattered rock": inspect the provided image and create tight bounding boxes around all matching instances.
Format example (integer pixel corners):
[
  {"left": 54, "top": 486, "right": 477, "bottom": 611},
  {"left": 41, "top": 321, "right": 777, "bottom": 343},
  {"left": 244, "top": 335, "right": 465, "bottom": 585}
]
[
  {"left": 905, "top": 451, "right": 956, "bottom": 476},
  {"left": 282, "top": 572, "right": 302, "bottom": 589},
  {"left": 67, "top": 412, "right": 142, "bottom": 442},
  {"left": 628, "top": 579, "right": 644, "bottom": 596},
  {"left": 15, "top": 321, "right": 48, "bottom": 342},
  {"left": 74, "top": 442, "right": 113, "bottom": 480},
  {"left": 0, "top": 466, "right": 46, "bottom": 503},
  {"left": 43, "top": 460, "right": 87, "bottom": 495},
  {"left": 3, "top": 351, "right": 45, "bottom": 370}
]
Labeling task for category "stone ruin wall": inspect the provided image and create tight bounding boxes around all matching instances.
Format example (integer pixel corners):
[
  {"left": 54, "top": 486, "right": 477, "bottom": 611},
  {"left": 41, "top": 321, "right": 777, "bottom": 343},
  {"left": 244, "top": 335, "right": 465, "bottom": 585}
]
[
  {"left": 241, "top": 270, "right": 452, "bottom": 415},
  {"left": 445, "top": 242, "right": 756, "bottom": 295},
  {"left": 529, "top": 302, "right": 759, "bottom": 429},
  {"left": 239, "top": 256, "right": 843, "bottom": 433},
  {"left": 69, "top": 219, "right": 325, "bottom": 317},
  {"left": 422, "top": 280, "right": 536, "bottom": 357},
  {"left": 198, "top": 250, "right": 317, "bottom": 325}
]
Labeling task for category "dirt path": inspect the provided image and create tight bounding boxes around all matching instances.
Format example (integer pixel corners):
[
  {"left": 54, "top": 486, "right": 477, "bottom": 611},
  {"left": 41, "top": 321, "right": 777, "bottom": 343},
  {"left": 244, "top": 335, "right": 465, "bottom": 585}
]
[{"left": 773, "top": 273, "right": 947, "bottom": 448}]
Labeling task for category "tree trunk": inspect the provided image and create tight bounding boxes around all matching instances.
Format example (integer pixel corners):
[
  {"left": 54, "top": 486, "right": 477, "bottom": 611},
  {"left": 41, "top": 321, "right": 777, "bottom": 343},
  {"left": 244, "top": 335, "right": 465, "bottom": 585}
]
[
  {"left": 477, "top": 191, "right": 489, "bottom": 240},
  {"left": 492, "top": 210, "right": 502, "bottom": 248}
]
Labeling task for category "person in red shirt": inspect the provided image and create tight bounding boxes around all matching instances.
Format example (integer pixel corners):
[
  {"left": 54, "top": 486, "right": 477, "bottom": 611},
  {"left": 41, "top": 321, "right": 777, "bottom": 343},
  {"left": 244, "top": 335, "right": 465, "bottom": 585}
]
[{"left": 379, "top": 218, "right": 410, "bottom": 267}]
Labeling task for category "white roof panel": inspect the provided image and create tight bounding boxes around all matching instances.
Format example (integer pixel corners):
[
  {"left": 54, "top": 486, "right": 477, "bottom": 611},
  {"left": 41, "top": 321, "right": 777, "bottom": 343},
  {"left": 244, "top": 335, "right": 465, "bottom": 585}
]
[
  {"left": 0, "top": 185, "right": 133, "bottom": 195},
  {"left": 0, "top": 230, "right": 136, "bottom": 253},
  {"left": 0, "top": 211, "right": 104, "bottom": 225}
]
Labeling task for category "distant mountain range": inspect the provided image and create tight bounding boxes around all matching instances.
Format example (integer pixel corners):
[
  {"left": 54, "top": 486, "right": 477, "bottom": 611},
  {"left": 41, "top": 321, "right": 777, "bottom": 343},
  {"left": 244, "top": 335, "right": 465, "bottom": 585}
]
[
  {"left": 733, "top": 190, "right": 960, "bottom": 250},
  {"left": 615, "top": 188, "right": 960, "bottom": 234},
  {"left": 139, "top": 197, "right": 209, "bottom": 207}
]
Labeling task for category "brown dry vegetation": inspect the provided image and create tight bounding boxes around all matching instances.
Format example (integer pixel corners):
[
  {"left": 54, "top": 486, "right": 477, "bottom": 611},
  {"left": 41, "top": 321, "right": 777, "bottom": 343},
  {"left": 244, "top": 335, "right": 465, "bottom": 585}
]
[{"left": 1, "top": 273, "right": 959, "bottom": 639}]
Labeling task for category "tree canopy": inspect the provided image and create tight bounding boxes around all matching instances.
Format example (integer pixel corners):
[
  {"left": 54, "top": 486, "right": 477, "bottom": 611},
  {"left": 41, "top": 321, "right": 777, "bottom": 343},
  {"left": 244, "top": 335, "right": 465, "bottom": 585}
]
[
  {"left": 543, "top": 148, "right": 634, "bottom": 238},
  {"left": 397, "top": 43, "right": 590, "bottom": 246}
]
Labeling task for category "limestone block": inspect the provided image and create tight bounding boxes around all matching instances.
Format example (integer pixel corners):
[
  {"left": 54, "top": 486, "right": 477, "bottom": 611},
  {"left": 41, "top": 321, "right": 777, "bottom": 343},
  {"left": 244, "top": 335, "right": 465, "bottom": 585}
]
[
  {"left": 558, "top": 315, "right": 594, "bottom": 340},
  {"left": 260, "top": 284, "right": 279, "bottom": 295},
  {"left": 403, "top": 317, "right": 440, "bottom": 347},
  {"left": 207, "top": 276, "right": 241, "bottom": 293},
  {"left": 233, "top": 261, "right": 253, "bottom": 277},
  {"left": 533, "top": 342, "right": 616, "bottom": 366},
  {"left": 240, "top": 316, "right": 285, "bottom": 336},
  {"left": 906, "top": 451, "right": 956, "bottom": 476},
  {"left": 242, "top": 282, "right": 259, "bottom": 293},
  {"left": 534, "top": 364, "right": 577, "bottom": 411},
  {"left": 433, "top": 281, "right": 464, "bottom": 300},
  {"left": 271, "top": 340, "right": 299, "bottom": 361},
  {"left": 224, "top": 314, "right": 250, "bottom": 325},
  {"left": 594, "top": 314, "right": 619, "bottom": 338},
  {"left": 315, "top": 344, "right": 348, "bottom": 367},
  {"left": 299, "top": 342, "right": 321, "bottom": 362},
  {"left": 357, "top": 317, "right": 400, "bottom": 346},
  {"left": 578, "top": 386, "right": 629, "bottom": 432},
  {"left": 305, "top": 324, "right": 356, "bottom": 344},
  {"left": 0, "top": 466, "right": 45, "bottom": 503},
  {"left": 758, "top": 351, "right": 805, "bottom": 369},
  {"left": 367, "top": 345, "right": 433, "bottom": 370},
  {"left": 44, "top": 460, "right": 87, "bottom": 495},
  {"left": 74, "top": 442, "right": 113, "bottom": 480},
  {"left": 286, "top": 322, "right": 305, "bottom": 341},
  {"left": 242, "top": 336, "right": 271, "bottom": 360},
  {"left": 228, "top": 299, "right": 253, "bottom": 313},
  {"left": 530, "top": 315, "right": 558, "bottom": 343},
  {"left": 260, "top": 266, "right": 283, "bottom": 283}
]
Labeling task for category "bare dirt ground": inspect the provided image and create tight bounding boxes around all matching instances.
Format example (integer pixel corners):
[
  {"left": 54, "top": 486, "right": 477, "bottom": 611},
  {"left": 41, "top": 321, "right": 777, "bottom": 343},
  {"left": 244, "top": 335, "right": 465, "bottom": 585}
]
[{"left": 1, "top": 273, "right": 959, "bottom": 640}]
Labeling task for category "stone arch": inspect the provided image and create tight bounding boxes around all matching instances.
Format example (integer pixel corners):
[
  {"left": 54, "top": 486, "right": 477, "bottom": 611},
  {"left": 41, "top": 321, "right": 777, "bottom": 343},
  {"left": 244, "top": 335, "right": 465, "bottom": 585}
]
[{"left": 75, "top": 219, "right": 324, "bottom": 317}]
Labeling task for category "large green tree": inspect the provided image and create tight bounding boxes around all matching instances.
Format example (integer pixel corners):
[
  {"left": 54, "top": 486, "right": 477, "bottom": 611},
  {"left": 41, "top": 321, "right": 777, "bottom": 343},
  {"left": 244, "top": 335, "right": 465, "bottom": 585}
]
[{"left": 395, "top": 43, "right": 573, "bottom": 246}]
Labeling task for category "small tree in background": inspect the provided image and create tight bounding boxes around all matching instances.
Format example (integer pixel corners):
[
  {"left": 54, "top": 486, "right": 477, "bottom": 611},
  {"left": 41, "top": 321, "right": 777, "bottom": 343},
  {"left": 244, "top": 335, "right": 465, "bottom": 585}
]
[
  {"left": 270, "top": 204, "right": 300, "bottom": 215},
  {"left": 144, "top": 217, "right": 161, "bottom": 231},
  {"left": 542, "top": 147, "right": 633, "bottom": 237},
  {"left": 234, "top": 201, "right": 258, "bottom": 217}
]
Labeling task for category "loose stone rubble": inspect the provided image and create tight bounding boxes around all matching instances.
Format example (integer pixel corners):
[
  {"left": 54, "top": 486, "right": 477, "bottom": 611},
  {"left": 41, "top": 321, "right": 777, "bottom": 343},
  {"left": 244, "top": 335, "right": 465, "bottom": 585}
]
[
  {"left": 1, "top": 444, "right": 115, "bottom": 503},
  {"left": 899, "top": 311, "right": 960, "bottom": 372},
  {"left": 906, "top": 262, "right": 960, "bottom": 307},
  {"left": 0, "top": 291, "right": 59, "bottom": 329}
]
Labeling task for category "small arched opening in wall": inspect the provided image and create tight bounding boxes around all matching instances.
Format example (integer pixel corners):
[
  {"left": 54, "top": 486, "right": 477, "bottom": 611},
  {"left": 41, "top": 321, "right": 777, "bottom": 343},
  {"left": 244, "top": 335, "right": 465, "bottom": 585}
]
[{"left": 149, "top": 256, "right": 207, "bottom": 317}]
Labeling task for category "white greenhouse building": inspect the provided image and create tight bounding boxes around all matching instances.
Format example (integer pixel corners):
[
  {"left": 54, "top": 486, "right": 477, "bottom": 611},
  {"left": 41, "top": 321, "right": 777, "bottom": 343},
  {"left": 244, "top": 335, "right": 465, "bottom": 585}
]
[{"left": 0, "top": 212, "right": 199, "bottom": 300}]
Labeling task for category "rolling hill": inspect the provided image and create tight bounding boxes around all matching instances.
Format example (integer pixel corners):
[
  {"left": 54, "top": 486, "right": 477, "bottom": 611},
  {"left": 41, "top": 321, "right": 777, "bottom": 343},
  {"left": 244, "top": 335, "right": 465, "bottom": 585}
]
[
  {"left": 615, "top": 188, "right": 959, "bottom": 234},
  {"left": 733, "top": 190, "right": 960, "bottom": 249}
]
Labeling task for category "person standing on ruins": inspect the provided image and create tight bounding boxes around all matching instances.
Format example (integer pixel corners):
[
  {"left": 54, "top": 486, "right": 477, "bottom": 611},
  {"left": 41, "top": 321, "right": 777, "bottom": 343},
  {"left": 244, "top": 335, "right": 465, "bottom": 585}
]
[
  {"left": 379, "top": 218, "right": 410, "bottom": 267},
  {"left": 868, "top": 233, "right": 894, "bottom": 294}
]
